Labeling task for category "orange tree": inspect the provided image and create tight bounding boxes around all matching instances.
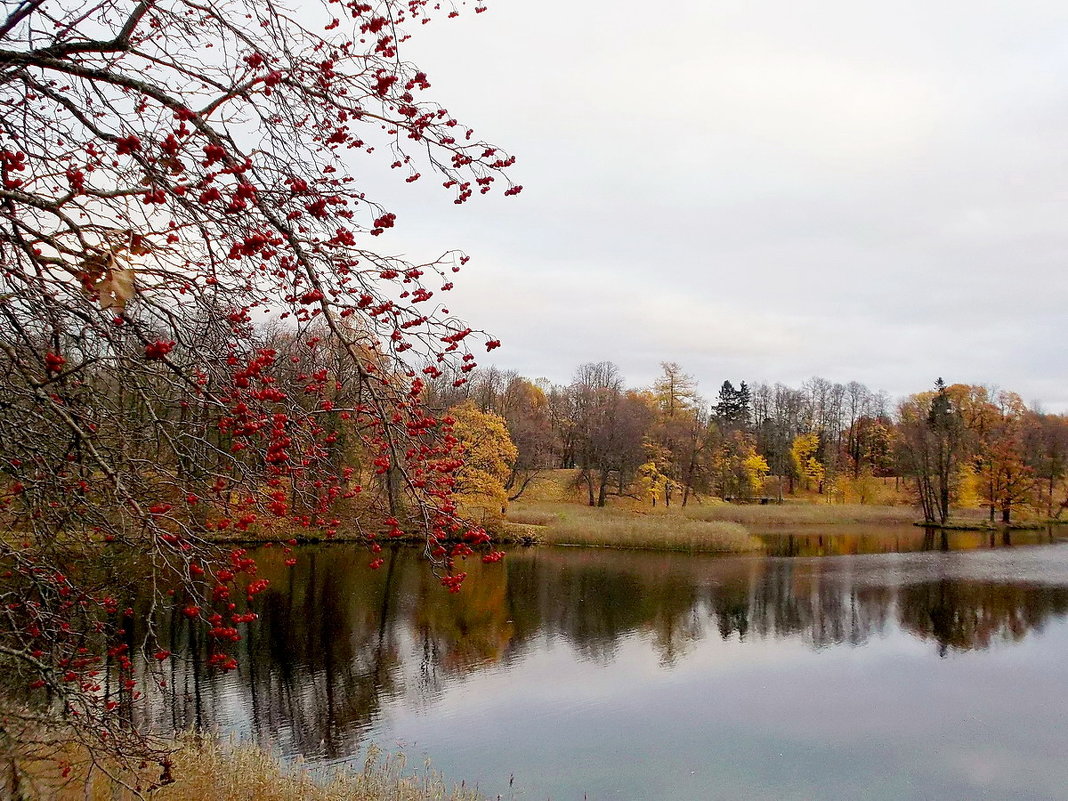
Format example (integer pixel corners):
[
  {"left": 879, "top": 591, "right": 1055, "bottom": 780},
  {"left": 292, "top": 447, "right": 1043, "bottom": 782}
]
[{"left": 0, "top": 0, "right": 517, "bottom": 773}]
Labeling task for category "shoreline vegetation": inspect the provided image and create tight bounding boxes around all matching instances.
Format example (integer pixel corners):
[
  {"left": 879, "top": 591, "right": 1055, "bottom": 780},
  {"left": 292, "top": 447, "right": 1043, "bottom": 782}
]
[
  {"left": 184, "top": 471, "right": 1067, "bottom": 552},
  {"left": 501, "top": 503, "right": 763, "bottom": 553},
  {"left": 151, "top": 507, "right": 1068, "bottom": 552},
  {"left": 499, "top": 500, "right": 1068, "bottom": 551},
  {"left": 911, "top": 518, "right": 1068, "bottom": 531},
  {"left": 14, "top": 738, "right": 491, "bottom": 801},
  {"left": 497, "top": 471, "right": 1068, "bottom": 548}
]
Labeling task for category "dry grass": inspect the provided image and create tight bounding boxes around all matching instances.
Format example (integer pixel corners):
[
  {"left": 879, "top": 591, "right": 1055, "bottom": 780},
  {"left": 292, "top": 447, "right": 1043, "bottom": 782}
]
[
  {"left": 511, "top": 470, "right": 587, "bottom": 504},
  {"left": 504, "top": 507, "right": 559, "bottom": 527},
  {"left": 18, "top": 738, "right": 489, "bottom": 801},
  {"left": 510, "top": 471, "right": 926, "bottom": 530},
  {"left": 679, "top": 501, "right": 922, "bottom": 527},
  {"left": 506, "top": 502, "right": 761, "bottom": 553}
]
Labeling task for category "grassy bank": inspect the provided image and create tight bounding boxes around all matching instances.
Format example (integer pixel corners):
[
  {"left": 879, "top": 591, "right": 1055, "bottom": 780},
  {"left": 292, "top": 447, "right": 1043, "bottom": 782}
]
[
  {"left": 503, "top": 502, "right": 762, "bottom": 553},
  {"left": 678, "top": 501, "right": 920, "bottom": 527},
  {"left": 500, "top": 470, "right": 999, "bottom": 549},
  {"left": 17, "top": 739, "right": 488, "bottom": 801}
]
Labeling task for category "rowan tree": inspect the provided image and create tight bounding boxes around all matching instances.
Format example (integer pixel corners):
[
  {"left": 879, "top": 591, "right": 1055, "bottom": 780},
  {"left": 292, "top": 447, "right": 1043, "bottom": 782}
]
[{"left": 0, "top": 0, "right": 517, "bottom": 775}]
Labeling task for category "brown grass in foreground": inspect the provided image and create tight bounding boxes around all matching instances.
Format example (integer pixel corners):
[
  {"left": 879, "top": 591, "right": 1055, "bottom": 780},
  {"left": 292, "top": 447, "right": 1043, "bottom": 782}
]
[{"left": 12, "top": 739, "right": 488, "bottom": 801}]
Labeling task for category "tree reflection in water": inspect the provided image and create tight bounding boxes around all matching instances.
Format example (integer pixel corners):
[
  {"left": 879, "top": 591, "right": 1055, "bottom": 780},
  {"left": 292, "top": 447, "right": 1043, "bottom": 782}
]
[{"left": 134, "top": 542, "right": 1068, "bottom": 760}]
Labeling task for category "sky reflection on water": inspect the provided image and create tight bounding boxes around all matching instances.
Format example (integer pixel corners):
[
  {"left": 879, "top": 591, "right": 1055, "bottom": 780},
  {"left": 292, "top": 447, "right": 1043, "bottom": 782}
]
[{"left": 139, "top": 539, "right": 1068, "bottom": 800}]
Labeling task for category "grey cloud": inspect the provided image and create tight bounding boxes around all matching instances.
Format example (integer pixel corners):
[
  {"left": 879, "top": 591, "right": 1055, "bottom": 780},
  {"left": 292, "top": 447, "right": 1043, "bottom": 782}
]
[{"left": 363, "top": 0, "right": 1068, "bottom": 409}]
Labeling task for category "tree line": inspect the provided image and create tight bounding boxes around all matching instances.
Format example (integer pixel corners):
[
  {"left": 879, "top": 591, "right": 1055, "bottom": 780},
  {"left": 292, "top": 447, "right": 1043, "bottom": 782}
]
[{"left": 427, "top": 363, "right": 1068, "bottom": 525}]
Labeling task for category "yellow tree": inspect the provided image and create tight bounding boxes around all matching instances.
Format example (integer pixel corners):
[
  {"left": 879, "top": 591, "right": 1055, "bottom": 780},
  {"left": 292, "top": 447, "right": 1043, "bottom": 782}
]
[
  {"left": 714, "top": 432, "right": 769, "bottom": 500},
  {"left": 790, "top": 432, "right": 825, "bottom": 493},
  {"left": 449, "top": 402, "right": 519, "bottom": 522},
  {"left": 636, "top": 460, "right": 671, "bottom": 506},
  {"left": 649, "top": 364, "right": 701, "bottom": 506},
  {"left": 654, "top": 362, "right": 699, "bottom": 418},
  {"left": 742, "top": 450, "right": 772, "bottom": 497}
]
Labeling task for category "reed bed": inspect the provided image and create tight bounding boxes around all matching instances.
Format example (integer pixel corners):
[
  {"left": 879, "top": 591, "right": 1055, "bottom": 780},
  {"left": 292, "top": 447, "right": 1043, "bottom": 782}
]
[
  {"left": 506, "top": 502, "right": 761, "bottom": 553},
  {"left": 679, "top": 501, "right": 921, "bottom": 527}
]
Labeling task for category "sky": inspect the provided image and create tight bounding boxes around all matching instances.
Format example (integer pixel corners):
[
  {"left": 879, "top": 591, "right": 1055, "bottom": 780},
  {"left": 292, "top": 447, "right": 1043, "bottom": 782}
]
[{"left": 366, "top": 0, "right": 1068, "bottom": 410}]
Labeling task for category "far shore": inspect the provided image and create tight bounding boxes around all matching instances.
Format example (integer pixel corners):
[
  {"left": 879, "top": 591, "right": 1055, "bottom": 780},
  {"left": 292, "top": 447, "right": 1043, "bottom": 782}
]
[
  {"left": 498, "top": 499, "right": 1067, "bottom": 553},
  {"left": 172, "top": 498, "right": 1068, "bottom": 554}
]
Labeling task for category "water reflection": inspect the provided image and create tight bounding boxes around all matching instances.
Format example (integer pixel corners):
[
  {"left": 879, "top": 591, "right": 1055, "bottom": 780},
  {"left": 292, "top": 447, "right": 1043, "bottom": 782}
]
[
  {"left": 137, "top": 541, "right": 1068, "bottom": 764},
  {"left": 756, "top": 525, "right": 1057, "bottom": 556}
]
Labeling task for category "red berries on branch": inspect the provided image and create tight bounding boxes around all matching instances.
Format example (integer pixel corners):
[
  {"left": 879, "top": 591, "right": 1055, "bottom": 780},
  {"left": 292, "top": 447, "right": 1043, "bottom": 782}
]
[
  {"left": 44, "top": 352, "right": 66, "bottom": 374},
  {"left": 144, "top": 340, "right": 176, "bottom": 360}
]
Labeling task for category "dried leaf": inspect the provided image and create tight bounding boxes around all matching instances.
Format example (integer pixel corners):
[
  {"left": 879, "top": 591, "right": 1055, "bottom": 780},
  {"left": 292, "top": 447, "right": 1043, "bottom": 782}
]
[
  {"left": 129, "top": 233, "right": 152, "bottom": 256},
  {"left": 95, "top": 253, "right": 136, "bottom": 311}
]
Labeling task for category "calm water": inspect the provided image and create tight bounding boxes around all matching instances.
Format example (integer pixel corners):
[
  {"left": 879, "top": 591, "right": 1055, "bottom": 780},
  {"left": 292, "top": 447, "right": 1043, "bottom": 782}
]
[{"left": 139, "top": 531, "right": 1068, "bottom": 800}]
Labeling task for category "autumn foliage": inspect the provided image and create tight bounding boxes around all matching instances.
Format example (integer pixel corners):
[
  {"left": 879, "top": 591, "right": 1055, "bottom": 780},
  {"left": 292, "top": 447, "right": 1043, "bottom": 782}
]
[{"left": 427, "top": 364, "right": 1068, "bottom": 525}]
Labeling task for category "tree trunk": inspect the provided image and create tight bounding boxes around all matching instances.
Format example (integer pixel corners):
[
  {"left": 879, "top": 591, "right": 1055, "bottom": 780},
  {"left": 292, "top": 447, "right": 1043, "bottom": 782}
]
[{"left": 583, "top": 469, "right": 595, "bottom": 507}]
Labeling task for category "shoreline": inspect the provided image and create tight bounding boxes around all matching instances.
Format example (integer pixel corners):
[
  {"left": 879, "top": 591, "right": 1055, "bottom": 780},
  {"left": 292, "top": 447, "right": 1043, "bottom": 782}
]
[{"left": 189, "top": 507, "right": 1068, "bottom": 555}]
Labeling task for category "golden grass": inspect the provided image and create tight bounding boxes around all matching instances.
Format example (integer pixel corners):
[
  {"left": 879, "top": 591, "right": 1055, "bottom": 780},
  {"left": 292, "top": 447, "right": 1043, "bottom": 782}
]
[
  {"left": 679, "top": 501, "right": 922, "bottom": 527},
  {"left": 506, "top": 501, "right": 761, "bottom": 553},
  {"left": 510, "top": 471, "right": 926, "bottom": 528},
  {"left": 20, "top": 738, "right": 488, "bottom": 801},
  {"left": 504, "top": 507, "right": 558, "bottom": 527}
]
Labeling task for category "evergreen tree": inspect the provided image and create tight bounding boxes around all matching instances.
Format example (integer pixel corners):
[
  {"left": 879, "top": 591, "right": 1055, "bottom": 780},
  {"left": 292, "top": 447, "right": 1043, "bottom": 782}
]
[{"left": 715, "top": 380, "right": 750, "bottom": 432}]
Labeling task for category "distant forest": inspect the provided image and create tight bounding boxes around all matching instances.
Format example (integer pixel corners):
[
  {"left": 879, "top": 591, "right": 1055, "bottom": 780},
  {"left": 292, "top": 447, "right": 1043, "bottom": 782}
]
[{"left": 426, "top": 362, "right": 1068, "bottom": 525}]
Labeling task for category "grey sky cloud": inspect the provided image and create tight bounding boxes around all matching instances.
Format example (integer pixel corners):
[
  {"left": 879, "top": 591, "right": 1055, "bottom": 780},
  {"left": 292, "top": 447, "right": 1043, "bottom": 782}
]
[{"left": 367, "top": 0, "right": 1068, "bottom": 409}]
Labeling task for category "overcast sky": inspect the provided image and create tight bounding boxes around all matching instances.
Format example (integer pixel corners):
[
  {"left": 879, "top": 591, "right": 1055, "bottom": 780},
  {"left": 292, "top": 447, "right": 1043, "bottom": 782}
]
[{"left": 367, "top": 0, "right": 1068, "bottom": 410}]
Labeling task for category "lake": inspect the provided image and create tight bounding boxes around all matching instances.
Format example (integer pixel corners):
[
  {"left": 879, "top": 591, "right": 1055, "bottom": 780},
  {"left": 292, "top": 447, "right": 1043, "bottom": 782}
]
[{"left": 139, "top": 529, "right": 1068, "bottom": 800}]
